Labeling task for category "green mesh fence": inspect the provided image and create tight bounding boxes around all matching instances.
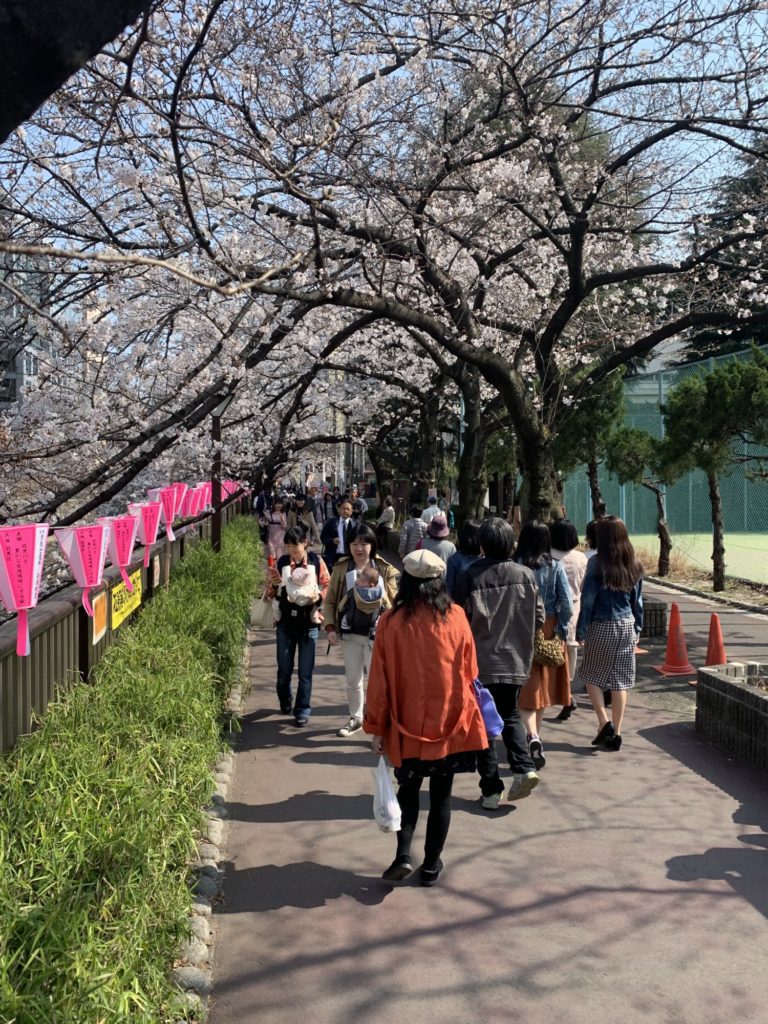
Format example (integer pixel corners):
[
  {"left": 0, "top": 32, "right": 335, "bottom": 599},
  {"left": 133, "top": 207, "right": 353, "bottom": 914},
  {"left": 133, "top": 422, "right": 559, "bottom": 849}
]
[{"left": 562, "top": 347, "right": 768, "bottom": 585}]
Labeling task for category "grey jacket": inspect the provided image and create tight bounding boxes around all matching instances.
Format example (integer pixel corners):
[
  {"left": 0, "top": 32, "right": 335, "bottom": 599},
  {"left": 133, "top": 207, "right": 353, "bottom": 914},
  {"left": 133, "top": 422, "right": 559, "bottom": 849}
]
[{"left": 454, "top": 557, "right": 545, "bottom": 685}]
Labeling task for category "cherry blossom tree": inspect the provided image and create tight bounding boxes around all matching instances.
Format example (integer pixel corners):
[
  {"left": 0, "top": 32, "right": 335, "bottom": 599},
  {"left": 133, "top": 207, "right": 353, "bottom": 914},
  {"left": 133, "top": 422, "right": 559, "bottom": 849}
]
[{"left": 3, "top": 0, "right": 768, "bottom": 521}]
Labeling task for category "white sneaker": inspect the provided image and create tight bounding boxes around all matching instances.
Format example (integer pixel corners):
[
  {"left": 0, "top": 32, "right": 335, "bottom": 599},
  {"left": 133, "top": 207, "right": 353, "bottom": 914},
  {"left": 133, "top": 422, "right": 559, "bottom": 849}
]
[
  {"left": 481, "top": 791, "right": 504, "bottom": 810},
  {"left": 337, "top": 717, "right": 363, "bottom": 737},
  {"left": 507, "top": 771, "right": 540, "bottom": 801}
]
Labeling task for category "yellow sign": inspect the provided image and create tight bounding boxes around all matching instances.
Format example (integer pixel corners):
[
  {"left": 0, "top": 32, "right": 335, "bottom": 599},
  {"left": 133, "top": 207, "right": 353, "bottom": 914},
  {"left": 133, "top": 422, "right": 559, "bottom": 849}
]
[
  {"left": 111, "top": 569, "right": 143, "bottom": 629},
  {"left": 92, "top": 591, "right": 107, "bottom": 645}
]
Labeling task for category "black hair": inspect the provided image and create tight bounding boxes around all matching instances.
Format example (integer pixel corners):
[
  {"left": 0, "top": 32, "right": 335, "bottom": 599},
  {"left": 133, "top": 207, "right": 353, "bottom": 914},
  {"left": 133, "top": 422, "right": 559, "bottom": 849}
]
[
  {"left": 283, "top": 525, "right": 308, "bottom": 545},
  {"left": 513, "top": 520, "right": 552, "bottom": 569},
  {"left": 549, "top": 519, "right": 579, "bottom": 552},
  {"left": 585, "top": 519, "right": 599, "bottom": 550},
  {"left": 457, "top": 518, "right": 482, "bottom": 556},
  {"left": 347, "top": 521, "right": 379, "bottom": 560},
  {"left": 383, "top": 497, "right": 393, "bottom": 507},
  {"left": 391, "top": 572, "right": 451, "bottom": 622},
  {"left": 410, "top": 504, "right": 423, "bottom": 518},
  {"left": 479, "top": 517, "right": 515, "bottom": 560}
]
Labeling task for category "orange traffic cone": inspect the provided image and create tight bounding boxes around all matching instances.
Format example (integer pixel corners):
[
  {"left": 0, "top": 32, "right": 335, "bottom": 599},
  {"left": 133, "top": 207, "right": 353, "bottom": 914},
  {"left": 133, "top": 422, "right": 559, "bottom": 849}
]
[
  {"left": 704, "top": 612, "right": 727, "bottom": 667},
  {"left": 653, "top": 602, "right": 695, "bottom": 676}
]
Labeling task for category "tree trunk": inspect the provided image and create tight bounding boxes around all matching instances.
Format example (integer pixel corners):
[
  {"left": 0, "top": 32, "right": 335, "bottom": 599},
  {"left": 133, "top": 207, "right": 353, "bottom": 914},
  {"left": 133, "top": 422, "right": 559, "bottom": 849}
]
[
  {"left": 408, "top": 395, "right": 440, "bottom": 505},
  {"left": 517, "top": 439, "right": 561, "bottom": 521},
  {"left": 368, "top": 450, "right": 394, "bottom": 505},
  {"left": 456, "top": 428, "right": 487, "bottom": 524},
  {"left": 707, "top": 470, "right": 726, "bottom": 591},
  {"left": 587, "top": 460, "right": 605, "bottom": 520},
  {"left": 456, "top": 366, "right": 488, "bottom": 524},
  {"left": 644, "top": 483, "right": 672, "bottom": 576}
]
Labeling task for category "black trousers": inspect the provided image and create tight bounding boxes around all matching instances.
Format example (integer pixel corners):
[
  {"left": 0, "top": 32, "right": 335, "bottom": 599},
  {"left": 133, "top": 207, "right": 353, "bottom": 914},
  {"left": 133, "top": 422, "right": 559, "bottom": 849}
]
[
  {"left": 395, "top": 773, "right": 453, "bottom": 866},
  {"left": 477, "top": 682, "right": 536, "bottom": 795}
]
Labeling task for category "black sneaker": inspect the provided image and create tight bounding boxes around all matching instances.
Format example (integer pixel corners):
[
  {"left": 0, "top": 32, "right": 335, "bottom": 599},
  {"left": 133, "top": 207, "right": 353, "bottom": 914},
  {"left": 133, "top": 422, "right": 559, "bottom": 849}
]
[
  {"left": 528, "top": 736, "right": 546, "bottom": 769},
  {"left": 382, "top": 856, "right": 413, "bottom": 882},
  {"left": 420, "top": 859, "right": 443, "bottom": 887},
  {"left": 295, "top": 713, "right": 309, "bottom": 727}
]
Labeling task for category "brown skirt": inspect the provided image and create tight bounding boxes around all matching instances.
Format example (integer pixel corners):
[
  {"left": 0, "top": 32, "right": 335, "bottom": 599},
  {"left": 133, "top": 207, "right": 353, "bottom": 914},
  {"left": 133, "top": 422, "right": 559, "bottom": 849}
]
[{"left": 518, "top": 616, "right": 570, "bottom": 710}]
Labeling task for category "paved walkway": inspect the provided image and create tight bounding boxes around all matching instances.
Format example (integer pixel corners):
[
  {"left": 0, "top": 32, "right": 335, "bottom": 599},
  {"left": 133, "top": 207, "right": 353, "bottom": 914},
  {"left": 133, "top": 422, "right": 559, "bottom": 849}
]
[{"left": 209, "top": 579, "right": 768, "bottom": 1024}]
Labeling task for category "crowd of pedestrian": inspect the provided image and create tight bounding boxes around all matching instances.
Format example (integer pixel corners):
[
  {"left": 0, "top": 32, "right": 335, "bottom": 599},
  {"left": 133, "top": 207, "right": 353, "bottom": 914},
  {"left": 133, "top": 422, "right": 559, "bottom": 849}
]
[{"left": 257, "top": 493, "right": 644, "bottom": 887}]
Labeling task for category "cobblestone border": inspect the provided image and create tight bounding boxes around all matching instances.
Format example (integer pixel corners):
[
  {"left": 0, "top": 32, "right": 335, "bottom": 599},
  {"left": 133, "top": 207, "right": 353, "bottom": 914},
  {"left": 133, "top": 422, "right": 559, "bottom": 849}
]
[
  {"left": 169, "top": 646, "right": 247, "bottom": 1021},
  {"left": 645, "top": 575, "right": 768, "bottom": 617}
]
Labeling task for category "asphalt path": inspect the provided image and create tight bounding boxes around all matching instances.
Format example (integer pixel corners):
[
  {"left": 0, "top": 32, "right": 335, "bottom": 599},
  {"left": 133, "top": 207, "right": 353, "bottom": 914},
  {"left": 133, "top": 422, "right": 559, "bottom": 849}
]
[{"left": 208, "top": 578, "right": 768, "bottom": 1024}]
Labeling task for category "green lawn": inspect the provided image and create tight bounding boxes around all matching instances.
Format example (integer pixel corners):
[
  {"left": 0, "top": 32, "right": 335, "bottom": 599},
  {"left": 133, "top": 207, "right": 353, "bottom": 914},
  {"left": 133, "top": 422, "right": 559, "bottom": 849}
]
[{"left": 631, "top": 532, "right": 768, "bottom": 586}]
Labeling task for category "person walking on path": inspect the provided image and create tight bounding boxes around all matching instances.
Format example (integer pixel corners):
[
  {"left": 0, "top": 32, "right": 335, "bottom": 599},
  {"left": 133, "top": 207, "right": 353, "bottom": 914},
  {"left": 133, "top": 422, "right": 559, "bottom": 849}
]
[
  {"left": 514, "top": 521, "right": 573, "bottom": 770},
  {"left": 288, "top": 493, "right": 321, "bottom": 545},
  {"left": 266, "top": 527, "right": 330, "bottom": 727},
  {"left": 576, "top": 515, "right": 644, "bottom": 752},
  {"left": 550, "top": 519, "right": 589, "bottom": 720},
  {"left": 420, "top": 495, "right": 442, "bottom": 525},
  {"left": 320, "top": 496, "right": 354, "bottom": 569},
  {"left": 374, "top": 496, "right": 396, "bottom": 544},
  {"left": 263, "top": 496, "right": 288, "bottom": 562},
  {"left": 453, "top": 517, "right": 545, "bottom": 809},
  {"left": 398, "top": 504, "right": 427, "bottom": 557},
  {"left": 323, "top": 522, "right": 399, "bottom": 737},
  {"left": 445, "top": 518, "right": 482, "bottom": 598},
  {"left": 417, "top": 514, "right": 457, "bottom": 565},
  {"left": 363, "top": 548, "right": 488, "bottom": 886}
]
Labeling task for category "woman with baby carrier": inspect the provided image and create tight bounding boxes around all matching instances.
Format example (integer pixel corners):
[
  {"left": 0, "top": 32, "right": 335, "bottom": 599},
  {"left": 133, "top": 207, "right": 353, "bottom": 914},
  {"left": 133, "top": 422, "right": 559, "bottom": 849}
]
[
  {"left": 265, "top": 526, "right": 330, "bottom": 727},
  {"left": 323, "top": 522, "right": 399, "bottom": 738}
]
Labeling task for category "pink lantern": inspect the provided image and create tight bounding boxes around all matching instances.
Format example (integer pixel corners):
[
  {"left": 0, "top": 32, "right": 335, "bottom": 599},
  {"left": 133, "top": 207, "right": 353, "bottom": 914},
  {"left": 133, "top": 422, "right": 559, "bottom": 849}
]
[
  {"left": 103, "top": 515, "right": 139, "bottom": 590},
  {"left": 0, "top": 524, "right": 50, "bottom": 656},
  {"left": 198, "top": 482, "right": 212, "bottom": 510},
  {"left": 150, "top": 486, "right": 178, "bottom": 542},
  {"left": 54, "top": 523, "right": 110, "bottom": 616},
  {"left": 128, "top": 501, "right": 162, "bottom": 567},
  {"left": 181, "top": 489, "right": 198, "bottom": 518},
  {"left": 171, "top": 482, "right": 188, "bottom": 518}
]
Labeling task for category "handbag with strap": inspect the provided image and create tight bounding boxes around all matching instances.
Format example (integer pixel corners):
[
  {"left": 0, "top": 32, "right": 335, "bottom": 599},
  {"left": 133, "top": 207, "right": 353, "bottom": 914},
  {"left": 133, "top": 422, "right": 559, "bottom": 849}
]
[
  {"left": 250, "top": 589, "right": 275, "bottom": 629},
  {"left": 533, "top": 628, "right": 565, "bottom": 667},
  {"left": 532, "top": 562, "right": 566, "bottom": 667}
]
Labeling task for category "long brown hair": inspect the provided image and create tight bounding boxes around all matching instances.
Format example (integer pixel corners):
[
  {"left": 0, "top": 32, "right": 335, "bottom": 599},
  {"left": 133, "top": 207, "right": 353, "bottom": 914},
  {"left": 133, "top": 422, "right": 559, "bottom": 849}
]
[{"left": 594, "top": 516, "right": 643, "bottom": 591}]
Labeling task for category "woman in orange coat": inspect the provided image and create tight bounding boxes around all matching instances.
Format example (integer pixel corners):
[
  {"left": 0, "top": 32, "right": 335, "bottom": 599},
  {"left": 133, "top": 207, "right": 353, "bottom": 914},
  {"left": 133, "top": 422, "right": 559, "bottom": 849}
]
[{"left": 363, "top": 549, "right": 487, "bottom": 887}]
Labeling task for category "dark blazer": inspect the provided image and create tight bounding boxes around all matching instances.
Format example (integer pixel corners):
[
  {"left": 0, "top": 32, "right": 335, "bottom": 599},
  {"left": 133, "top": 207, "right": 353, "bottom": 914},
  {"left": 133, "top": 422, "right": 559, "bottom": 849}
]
[{"left": 320, "top": 515, "right": 352, "bottom": 568}]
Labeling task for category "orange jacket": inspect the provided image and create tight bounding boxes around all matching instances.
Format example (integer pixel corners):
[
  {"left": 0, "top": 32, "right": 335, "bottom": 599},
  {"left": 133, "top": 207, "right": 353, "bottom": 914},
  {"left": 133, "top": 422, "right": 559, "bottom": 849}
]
[{"left": 363, "top": 603, "right": 487, "bottom": 767}]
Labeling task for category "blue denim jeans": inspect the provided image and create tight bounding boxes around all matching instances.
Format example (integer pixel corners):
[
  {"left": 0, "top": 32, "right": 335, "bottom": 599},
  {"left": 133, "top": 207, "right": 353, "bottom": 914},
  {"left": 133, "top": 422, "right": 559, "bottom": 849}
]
[{"left": 275, "top": 623, "right": 318, "bottom": 718}]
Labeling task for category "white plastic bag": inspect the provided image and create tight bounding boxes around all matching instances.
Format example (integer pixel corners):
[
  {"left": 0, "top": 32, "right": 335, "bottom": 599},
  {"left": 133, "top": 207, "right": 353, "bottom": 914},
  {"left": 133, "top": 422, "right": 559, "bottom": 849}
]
[{"left": 372, "top": 755, "right": 401, "bottom": 833}]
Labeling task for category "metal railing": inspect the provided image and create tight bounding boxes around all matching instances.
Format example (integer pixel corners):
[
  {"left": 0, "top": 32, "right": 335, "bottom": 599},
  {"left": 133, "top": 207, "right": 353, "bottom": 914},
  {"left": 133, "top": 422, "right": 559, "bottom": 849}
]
[{"left": 0, "top": 496, "right": 249, "bottom": 753}]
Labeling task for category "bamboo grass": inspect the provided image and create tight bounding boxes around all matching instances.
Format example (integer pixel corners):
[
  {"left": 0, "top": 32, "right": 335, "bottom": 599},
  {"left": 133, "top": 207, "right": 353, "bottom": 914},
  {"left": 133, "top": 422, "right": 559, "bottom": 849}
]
[{"left": 0, "top": 518, "right": 261, "bottom": 1023}]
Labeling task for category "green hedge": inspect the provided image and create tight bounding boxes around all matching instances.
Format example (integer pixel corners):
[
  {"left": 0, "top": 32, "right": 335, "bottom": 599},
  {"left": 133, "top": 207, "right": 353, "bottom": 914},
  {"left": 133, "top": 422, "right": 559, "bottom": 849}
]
[{"left": 0, "top": 517, "right": 261, "bottom": 1023}]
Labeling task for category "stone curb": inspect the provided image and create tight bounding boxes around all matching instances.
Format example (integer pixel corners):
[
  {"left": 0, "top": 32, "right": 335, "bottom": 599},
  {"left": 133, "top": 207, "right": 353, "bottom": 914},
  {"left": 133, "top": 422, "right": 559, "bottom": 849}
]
[
  {"left": 171, "top": 636, "right": 249, "bottom": 1021},
  {"left": 645, "top": 575, "right": 768, "bottom": 617}
]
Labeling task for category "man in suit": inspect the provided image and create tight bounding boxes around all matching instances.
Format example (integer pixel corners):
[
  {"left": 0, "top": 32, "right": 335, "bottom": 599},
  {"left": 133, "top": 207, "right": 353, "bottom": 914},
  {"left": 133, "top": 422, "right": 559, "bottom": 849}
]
[{"left": 320, "top": 497, "right": 354, "bottom": 569}]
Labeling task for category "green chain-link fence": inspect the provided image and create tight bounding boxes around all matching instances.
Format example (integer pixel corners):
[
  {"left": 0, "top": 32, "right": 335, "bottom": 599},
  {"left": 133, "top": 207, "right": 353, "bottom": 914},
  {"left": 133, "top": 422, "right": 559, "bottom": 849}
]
[{"left": 562, "top": 347, "right": 768, "bottom": 585}]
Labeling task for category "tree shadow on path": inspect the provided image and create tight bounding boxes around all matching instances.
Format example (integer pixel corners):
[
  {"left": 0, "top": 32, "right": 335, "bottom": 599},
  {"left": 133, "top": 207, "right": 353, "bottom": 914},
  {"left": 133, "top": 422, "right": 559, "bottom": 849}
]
[{"left": 640, "top": 719, "right": 768, "bottom": 920}]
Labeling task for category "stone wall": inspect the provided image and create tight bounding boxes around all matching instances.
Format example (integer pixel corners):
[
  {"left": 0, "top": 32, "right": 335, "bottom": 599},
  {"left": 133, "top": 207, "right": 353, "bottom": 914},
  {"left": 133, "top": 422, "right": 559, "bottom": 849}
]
[{"left": 695, "top": 664, "right": 768, "bottom": 771}]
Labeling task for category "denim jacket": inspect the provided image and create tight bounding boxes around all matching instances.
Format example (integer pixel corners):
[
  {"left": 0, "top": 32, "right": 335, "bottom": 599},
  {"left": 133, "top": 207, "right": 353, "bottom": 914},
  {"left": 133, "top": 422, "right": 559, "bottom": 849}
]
[
  {"left": 576, "top": 560, "right": 644, "bottom": 641},
  {"left": 530, "top": 560, "right": 573, "bottom": 640}
]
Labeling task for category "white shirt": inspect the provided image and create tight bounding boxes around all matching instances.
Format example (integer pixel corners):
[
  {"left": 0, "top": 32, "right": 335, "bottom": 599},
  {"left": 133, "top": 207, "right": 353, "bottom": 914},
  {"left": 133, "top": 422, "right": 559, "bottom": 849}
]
[
  {"left": 421, "top": 505, "right": 441, "bottom": 524},
  {"left": 338, "top": 517, "right": 351, "bottom": 554}
]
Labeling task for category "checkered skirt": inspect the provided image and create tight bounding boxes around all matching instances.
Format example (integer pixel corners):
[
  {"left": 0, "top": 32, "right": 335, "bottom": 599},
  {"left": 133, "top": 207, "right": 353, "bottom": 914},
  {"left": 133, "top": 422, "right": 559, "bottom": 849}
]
[{"left": 576, "top": 618, "right": 637, "bottom": 691}]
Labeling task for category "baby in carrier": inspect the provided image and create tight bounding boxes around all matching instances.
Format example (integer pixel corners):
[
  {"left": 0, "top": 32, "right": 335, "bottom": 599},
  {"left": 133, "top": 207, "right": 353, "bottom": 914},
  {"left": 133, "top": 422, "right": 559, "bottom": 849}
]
[{"left": 273, "top": 561, "right": 323, "bottom": 624}]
